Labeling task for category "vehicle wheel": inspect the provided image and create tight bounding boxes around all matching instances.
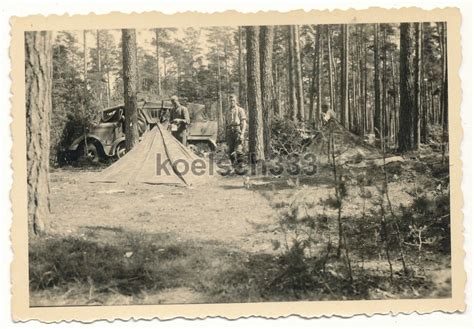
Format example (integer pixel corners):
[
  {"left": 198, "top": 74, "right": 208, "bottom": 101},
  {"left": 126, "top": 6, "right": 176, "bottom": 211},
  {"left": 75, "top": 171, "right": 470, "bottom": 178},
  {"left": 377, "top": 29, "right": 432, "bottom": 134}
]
[
  {"left": 188, "top": 141, "right": 212, "bottom": 156},
  {"left": 115, "top": 141, "right": 127, "bottom": 159},
  {"left": 188, "top": 142, "right": 213, "bottom": 157},
  {"left": 188, "top": 144, "right": 200, "bottom": 156},
  {"left": 79, "top": 142, "right": 100, "bottom": 163}
]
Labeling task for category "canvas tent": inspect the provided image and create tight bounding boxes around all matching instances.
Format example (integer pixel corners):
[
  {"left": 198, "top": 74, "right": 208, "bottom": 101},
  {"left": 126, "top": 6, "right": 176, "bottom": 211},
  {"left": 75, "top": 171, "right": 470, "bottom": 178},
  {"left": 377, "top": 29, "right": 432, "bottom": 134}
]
[{"left": 93, "top": 124, "right": 216, "bottom": 186}]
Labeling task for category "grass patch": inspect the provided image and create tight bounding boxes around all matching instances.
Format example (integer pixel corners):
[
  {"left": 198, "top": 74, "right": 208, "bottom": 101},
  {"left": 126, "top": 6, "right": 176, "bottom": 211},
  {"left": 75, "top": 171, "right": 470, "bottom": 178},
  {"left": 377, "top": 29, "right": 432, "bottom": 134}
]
[
  {"left": 29, "top": 224, "right": 450, "bottom": 306},
  {"left": 29, "top": 235, "right": 185, "bottom": 296}
]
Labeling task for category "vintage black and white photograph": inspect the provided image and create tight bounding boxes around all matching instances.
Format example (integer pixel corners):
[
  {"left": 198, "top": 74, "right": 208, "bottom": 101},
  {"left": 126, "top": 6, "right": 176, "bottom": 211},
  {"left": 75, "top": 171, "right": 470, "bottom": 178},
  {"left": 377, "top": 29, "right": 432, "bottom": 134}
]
[{"left": 12, "top": 8, "right": 464, "bottom": 320}]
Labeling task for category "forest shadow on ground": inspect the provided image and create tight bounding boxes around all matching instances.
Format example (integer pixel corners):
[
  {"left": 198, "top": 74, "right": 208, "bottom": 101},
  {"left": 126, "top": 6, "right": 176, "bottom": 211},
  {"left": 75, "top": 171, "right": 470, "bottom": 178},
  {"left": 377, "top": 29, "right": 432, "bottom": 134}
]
[{"left": 29, "top": 219, "right": 450, "bottom": 306}]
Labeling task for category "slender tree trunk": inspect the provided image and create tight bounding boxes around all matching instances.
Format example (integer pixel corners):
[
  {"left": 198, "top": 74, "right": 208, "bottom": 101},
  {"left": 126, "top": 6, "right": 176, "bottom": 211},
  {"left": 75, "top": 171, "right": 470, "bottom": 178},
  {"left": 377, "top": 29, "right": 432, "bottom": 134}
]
[
  {"left": 273, "top": 61, "right": 282, "bottom": 118},
  {"left": 390, "top": 52, "right": 399, "bottom": 147},
  {"left": 103, "top": 49, "right": 111, "bottom": 107},
  {"left": 81, "top": 31, "right": 90, "bottom": 154},
  {"left": 96, "top": 30, "right": 103, "bottom": 107},
  {"left": 293, "top": 25, "right": 305, "bottom": 122},
  {"left": 414, "top": 23, "right": 422, "bottom": 149},
  {"left": 398, "top": 23, "right": 416, "bottom": 152},
  {"left": 429, "top": 80, "right": 435, "bottom": 124},
  {"left": 163, "top": 53, "right": 167, "bottom": 89},
  {"left": 327, "top": 25, "right": 335, "bottom": 112},
  {"left": 121, "top": 29, "right": 139, "bottom": 151},
  {"left": 154, "top": 29, "right": 162, "bottom": 96},
  {"left": 441, "top": 22, "right": 448, "bottom": 154},
  {"left": 374, "top": 24, "right": 382, "bottom": 140},
  {"left": 382, "top": 26, "right": 388, "bottom": 143},
  {"left": 83, "top": 30, "right": 88, "bottom": 119},
  {"left": 420, "top": 23, "right": 428, "bottom": 144},
  {"left": 351, "top": 67, "right": 356, "bottom": 132},
  {"left": 25, "top": 31, "right": 52, "bottom": 236},
  {"left": 309, "top": 25, "right": 322, "bottom": 127},
  {"left": 223, "top": 42, "right": 231, "bottom": 95},
  {"left": 309, "top": 26, "right": 317, "bottom": 125},
  {"left": 288, "top": 26, "right": 297, "bottom": 121},
  {"left": 358, "top": 25, "right": 366, "bottom": 136},
  {"left": 363, "top": 34, "right": 370, "bottom": 133},
  {"left": 260, "top": 26, "right": 274, "bottom": 159},
  {"left": 315, "top": 26, "right": 322, "bottom": 129},
  {"left": 105, "top": 68, "right": 111, "bottom": 107},
  {"left": 83, "top": 30, "right": 87, "bottom": 92},
  {"left": 341, "top": 24, "right": 349, "bottom": 128},
  {"left": 216, "top": 47, "right": 223, "bottom": 137},
  {"left": 238, "top": 26, "right": 246, "bottom": 107},
  {"left": 246, "top": 26, "right": 265, "bottom": 163}
]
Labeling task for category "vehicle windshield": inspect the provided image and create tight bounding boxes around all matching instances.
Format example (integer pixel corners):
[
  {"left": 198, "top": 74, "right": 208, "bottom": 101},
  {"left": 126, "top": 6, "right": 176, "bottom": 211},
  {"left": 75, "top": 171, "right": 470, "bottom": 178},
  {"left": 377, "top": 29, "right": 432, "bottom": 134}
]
[{"left": 100, "top": 107, "right": 123, "bottom": 123}]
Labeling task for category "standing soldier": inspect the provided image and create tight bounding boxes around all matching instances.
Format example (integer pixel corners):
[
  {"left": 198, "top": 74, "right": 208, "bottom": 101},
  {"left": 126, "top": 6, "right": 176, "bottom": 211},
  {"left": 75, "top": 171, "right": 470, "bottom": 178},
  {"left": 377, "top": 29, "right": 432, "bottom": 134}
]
[
  {"left": 321, "top": 103, "right": 337, "bottom": 162},
  {"left": 226, "top": 94, "right": 247, "bottom": 168},
  {"left": 169, "top": 95, "right": 190, "bottom": 145}
]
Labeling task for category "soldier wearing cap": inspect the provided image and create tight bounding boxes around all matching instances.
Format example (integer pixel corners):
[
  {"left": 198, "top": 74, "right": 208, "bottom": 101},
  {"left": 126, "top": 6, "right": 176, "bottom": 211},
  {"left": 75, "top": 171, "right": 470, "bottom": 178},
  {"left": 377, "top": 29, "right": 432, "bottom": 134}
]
[
  {"left": 169, "top": 95, "right": 190, "bottom": 145},
  {"left": 225, "top": 94, "right": 247, "bottom": 167},
  {"left": 321, "top": 102, "right": 337, "bottom": 158}
]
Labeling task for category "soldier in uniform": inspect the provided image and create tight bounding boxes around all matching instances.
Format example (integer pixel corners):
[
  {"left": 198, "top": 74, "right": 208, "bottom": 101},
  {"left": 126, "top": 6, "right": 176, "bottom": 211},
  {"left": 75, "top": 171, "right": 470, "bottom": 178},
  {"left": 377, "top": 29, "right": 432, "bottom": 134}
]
[
  {"left": 321, "top": 103, "right": 337, "bottom": 161},
  {"left": 225, "top": 94, "right": 247, "bottom": 168},
  {"left": 169, "top": 95, "right": 190, "bottom": 145}
]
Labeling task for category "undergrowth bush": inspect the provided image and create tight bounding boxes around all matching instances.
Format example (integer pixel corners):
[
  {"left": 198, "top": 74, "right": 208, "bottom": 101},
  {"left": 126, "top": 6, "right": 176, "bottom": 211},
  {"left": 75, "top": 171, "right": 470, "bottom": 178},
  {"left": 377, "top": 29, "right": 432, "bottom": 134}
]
[
  {"left": 271, "top": 118, "right": 314, "bottom": 157},
  {"left": 29, "top": 236, "right": 188, "bottom": 295}
]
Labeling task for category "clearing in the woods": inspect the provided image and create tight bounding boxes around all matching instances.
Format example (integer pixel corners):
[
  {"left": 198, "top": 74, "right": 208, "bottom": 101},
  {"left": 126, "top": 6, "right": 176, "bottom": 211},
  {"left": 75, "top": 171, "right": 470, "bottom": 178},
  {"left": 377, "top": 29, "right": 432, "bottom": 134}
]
[{"left": 29, "top": 150, "right": 451, "bottom": 305}]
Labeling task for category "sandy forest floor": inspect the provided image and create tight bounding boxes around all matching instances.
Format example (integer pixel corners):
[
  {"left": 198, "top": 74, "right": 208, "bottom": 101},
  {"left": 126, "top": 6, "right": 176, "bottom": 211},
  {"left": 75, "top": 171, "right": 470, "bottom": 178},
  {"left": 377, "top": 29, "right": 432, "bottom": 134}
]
[{"left": 29, "top": 159, "right": 452, "bottom": 306}]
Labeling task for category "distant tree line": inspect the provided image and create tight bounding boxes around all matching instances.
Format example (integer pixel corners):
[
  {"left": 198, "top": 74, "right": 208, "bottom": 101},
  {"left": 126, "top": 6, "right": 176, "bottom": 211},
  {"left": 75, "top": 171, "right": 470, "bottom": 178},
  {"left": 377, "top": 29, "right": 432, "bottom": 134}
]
[{"left": 48, "top": 23, "right": 448, "bottom": 163}]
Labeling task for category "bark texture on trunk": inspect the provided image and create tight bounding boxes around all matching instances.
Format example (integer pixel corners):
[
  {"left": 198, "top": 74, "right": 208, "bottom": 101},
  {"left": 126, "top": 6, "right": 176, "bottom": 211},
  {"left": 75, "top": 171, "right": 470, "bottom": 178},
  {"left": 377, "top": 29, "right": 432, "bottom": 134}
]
[
  {"left": 315, "top": 26, "right": 322, "bottom": 128},
  {"left": 341, "top": 24, "right": 349, "bottom": 128},
  {"left": 287, "top": 26, "right": 297, "bottom": 121},
  {"left": 238, "top": 26, "right": 246, "bottom": 108},
  {"left": 327, "top": 26, "right": 335, "bottom": 113},
  {"left": 259, "top": 26, "right": 274, "bottom": 159},
  {"left": 293, "top": 25, "right": 305, "bottom": 122},
  {"left": 25, "top": 31, "right": 53, "bottom": 236},
  {"left": 398, "top": 23, "right": 416, "bottom": 152},
  {"left": 414, "top": 23, "right": 422, "bottom": 149},
  {"left": 374, "top": 24, "right": 381, "bottom": 138},
  {"left": 122, "top": 29, "right": 139, "bottom": 151},
  {"left": 246, "top": 26, "right": 265, "bottom": 163}
]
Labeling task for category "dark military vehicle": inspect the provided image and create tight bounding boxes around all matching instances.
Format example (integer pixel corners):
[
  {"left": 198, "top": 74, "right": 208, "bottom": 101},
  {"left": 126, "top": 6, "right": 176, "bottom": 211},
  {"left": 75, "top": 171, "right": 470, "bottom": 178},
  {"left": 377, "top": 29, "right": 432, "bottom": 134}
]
[{"left": 68, "top": 100, "right": 218, "bottom": 162}]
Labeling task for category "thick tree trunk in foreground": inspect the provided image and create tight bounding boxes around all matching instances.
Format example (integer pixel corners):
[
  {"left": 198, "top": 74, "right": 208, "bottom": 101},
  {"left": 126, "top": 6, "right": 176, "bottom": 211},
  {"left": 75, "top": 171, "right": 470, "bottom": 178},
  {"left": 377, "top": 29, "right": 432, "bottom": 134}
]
[
  {"left": 246, "top": 26, "right": 265, "bottom": 163},
  {"left": 259, "top": 25, "right": 274, "bottom": 159},
  {"left": 398, "top": 23, "right": 416, "bottom": 152},
  {"left": 121, "top": 29, "right": 139, "bottom": 151},
  {"left": 25, "top": 31, "right": 52, "bottom": 237}
]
